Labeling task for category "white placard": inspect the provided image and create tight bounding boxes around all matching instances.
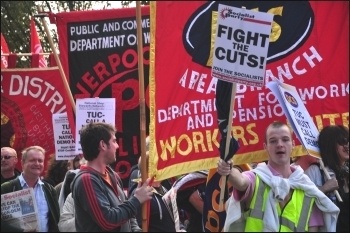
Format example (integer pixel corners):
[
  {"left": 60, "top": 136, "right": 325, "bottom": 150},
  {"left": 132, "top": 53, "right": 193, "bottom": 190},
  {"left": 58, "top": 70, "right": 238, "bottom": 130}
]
[
  {"left": 212, "top": 4, "right": 273, "bottom": 87},
  {"left": 75, "top": 98, "right": 116, "bottom": 154},
  {"left": 1, "top": 188, "right": 38, "bottom": 231},
  {"left": 52, "top": 112, "right": 76, "bottom": 160},
  {"left": 266, "top": 80, "right": 320, "bottom": 158}
]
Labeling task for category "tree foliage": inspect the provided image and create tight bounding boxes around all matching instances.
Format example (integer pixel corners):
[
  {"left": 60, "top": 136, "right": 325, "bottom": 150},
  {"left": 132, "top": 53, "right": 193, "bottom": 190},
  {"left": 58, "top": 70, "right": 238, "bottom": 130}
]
[
  {"left": 1, "top": 1, "right": 37, "bottom": 66},
  {"left": 1, "top": 1, "right": 150, "bottom": 67},
  {"left": 121, "top": 1, "right": 149, "bottom": 7}
]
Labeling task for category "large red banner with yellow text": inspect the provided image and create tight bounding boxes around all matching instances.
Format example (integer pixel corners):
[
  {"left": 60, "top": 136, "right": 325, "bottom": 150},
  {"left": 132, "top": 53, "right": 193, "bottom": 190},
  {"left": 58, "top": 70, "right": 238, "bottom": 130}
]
[{"left": 149, "top": 1, "right": 349, "bottom": 181}]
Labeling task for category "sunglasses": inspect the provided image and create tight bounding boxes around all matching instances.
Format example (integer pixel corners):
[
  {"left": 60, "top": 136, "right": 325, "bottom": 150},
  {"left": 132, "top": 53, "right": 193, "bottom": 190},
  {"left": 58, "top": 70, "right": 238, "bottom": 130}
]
[
  {"left": 337, "top": 137, "right": 349, "bottom": 146},
  {"left": 1, "top": 155, "right": 15, "bottom": 160}
]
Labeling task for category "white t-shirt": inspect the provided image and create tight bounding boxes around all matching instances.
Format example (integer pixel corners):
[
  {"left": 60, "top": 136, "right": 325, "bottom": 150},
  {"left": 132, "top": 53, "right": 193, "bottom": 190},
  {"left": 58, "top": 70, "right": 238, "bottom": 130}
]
[{"left": 304, "top": 164, "right": 337, "bottom": 202}]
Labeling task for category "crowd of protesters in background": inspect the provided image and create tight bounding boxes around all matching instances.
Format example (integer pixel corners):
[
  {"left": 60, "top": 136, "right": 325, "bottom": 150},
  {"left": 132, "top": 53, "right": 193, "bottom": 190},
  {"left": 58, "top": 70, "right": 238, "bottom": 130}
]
[{"left": 1, "top": 121, "right": 348, "bottom": 232}]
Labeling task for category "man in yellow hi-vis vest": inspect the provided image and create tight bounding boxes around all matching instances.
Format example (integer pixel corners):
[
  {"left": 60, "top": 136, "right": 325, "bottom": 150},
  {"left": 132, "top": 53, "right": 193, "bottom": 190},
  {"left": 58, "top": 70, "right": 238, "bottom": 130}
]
[{"left": 217, "top": 121, "right": 339, "bottom": 232}]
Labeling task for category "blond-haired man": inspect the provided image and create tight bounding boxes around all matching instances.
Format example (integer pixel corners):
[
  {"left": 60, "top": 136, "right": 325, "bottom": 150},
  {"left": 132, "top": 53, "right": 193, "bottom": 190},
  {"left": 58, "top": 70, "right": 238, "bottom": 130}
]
[{"left": 1, "top": 146, "right": 60, "bottom": 232}]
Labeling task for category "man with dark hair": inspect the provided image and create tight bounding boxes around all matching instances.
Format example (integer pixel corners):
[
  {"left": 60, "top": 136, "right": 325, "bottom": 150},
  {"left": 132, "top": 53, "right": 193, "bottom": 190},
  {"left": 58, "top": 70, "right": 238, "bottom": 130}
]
[{"left": 71, "top": 122, "right": 153, "bottom": 232}]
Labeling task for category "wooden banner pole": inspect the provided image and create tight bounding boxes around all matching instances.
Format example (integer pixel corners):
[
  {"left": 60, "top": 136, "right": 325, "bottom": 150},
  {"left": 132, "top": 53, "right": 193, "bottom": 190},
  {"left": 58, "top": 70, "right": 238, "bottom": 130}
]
[
  {"left": 36, "top": 7, "right": 76, "bottom": 113},
  {"left": 136, "top": 1, "right": 148, "bottom": 232},
  {"left": 318, "top": 159, "right": 342, "bottom": 202},
  {"left": 218, "top": 83, "right": 237, "bottom": 210}
]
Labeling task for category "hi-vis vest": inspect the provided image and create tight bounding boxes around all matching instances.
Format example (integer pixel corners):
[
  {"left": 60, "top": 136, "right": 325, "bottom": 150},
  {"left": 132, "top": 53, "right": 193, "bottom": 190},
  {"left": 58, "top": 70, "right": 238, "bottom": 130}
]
[{"left": 245, "top": 175, "right": 315, "bottom": 232}]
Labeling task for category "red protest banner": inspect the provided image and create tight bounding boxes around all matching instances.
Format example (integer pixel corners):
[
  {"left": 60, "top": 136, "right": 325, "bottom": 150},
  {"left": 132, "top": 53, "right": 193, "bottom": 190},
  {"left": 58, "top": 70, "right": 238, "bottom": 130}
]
[
  {"left": 151, "top": 3, "right": 348, "bottom": 231},
  {"left": 149, "top": 1, "right": 349, "bottom": 181},
  {"left": 1, "top": 68, "right": 72, "bottom": 174}
]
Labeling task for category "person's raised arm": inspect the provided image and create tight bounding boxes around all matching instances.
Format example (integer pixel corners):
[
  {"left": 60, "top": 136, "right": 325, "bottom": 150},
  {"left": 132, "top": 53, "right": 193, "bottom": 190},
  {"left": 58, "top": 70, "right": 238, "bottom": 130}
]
[{"left": 217, "top": 159, "right": 249, "bottom": 192}]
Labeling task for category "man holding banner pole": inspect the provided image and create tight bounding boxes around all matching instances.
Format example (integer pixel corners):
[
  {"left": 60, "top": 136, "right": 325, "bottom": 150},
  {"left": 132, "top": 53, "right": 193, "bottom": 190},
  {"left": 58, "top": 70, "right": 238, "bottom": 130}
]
[
  {"left": 211, "top": 4, "right": 274, "bottom": 212},
  {"left": 218, "top": 121, "right": 339, "bottom": 232}
]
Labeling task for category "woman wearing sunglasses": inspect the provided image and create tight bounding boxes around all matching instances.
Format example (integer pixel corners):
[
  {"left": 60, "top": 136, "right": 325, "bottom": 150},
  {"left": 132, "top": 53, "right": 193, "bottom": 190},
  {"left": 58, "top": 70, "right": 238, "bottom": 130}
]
[{"left": 305, "top": 125, "right": 349, "bottom": 232}]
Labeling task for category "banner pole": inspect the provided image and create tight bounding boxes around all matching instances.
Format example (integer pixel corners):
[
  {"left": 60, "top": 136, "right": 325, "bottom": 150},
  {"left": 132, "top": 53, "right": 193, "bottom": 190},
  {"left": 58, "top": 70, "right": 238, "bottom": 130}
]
[
  {"left": 36, "top": 6, "right": 76, "bottom": 113},
  {"left": 219, "top": 83, "right": 236, "bottom": 210},
  {"left": 318, "top": 159, "right": 342, "bottom": 202},
  {"left": 136, "top": 1, "right": 148, "bottom": 232}
]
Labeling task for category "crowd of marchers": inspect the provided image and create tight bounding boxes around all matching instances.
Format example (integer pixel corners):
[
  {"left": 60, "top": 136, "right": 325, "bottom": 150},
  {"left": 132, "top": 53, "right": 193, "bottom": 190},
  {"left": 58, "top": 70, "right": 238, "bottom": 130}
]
[{"left": 1, "top": 122, "right": 348, "bottom": 232}]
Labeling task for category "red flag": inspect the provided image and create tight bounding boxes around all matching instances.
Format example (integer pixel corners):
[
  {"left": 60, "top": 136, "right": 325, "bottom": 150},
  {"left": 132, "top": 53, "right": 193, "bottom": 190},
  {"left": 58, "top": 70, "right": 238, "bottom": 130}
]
[
  {"left": 30, "top": 17, "right": 47, "bottom": 67},
  {"left": 1, "top": 33, "right": 10, "bottom": 68}
]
